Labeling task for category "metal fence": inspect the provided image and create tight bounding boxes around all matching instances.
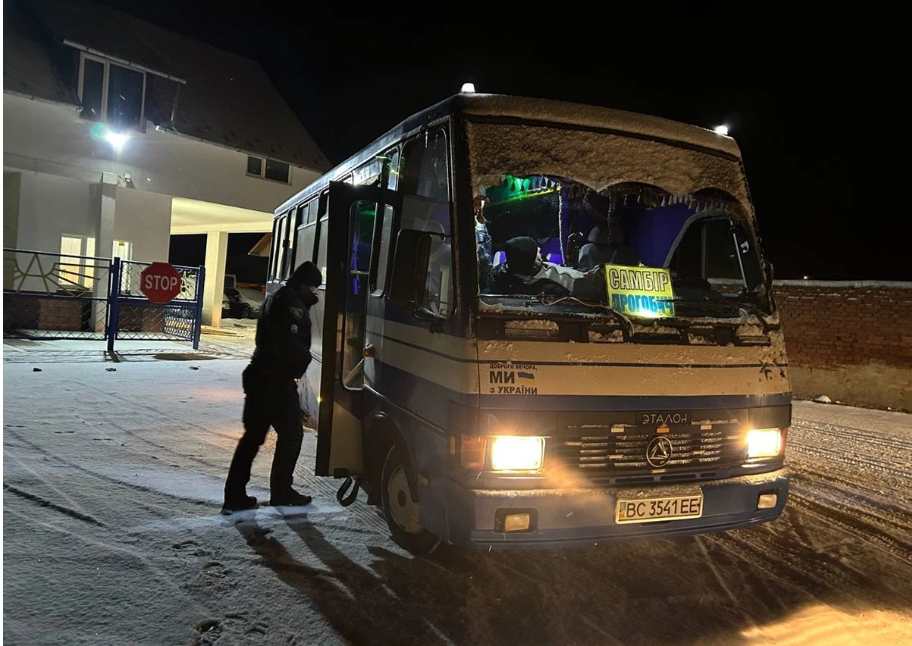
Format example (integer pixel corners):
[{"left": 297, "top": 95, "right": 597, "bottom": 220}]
[
  {"left": 3, "top": 248, "right": 112, "bottom": 340},
  {"left": 4, "top": 248, "right": 205, "bottom": 351}
]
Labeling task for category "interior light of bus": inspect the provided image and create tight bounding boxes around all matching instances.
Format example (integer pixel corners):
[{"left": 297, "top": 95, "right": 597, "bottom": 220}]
[{"left": 485, "top": 175, "right": 560, "bottom": 206}]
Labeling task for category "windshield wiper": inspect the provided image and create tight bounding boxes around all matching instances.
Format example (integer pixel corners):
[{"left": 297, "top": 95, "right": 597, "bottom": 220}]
[
  {"left": 538, "top": 295, "right": 635, "bottom": 337},
  {"left": 656, "top": 297, "right": 777, "bottom": 340}
]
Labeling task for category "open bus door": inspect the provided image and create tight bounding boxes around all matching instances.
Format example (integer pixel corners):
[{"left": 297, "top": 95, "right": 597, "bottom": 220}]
[{"left": 314, "top": 181, "right": 398, "bottom": 485}]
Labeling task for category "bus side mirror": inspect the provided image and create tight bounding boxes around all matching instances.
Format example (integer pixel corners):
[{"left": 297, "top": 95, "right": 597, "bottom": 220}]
[{"left": 389, "top": 229, "right": 432, "bottom": 311}]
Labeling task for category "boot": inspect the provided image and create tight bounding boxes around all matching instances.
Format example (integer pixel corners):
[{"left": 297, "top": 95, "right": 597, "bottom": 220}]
[
  {"left": 269, "top": 489, "right": 312, "bottom": 507},
  {"left": 221, "top": 494, "right": 258, "bottom": 515}
]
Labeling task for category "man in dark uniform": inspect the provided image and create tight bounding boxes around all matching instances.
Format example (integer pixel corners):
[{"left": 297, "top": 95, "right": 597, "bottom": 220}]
[{"left": 222, "top": 261, "right": 323, "bottom": 513}]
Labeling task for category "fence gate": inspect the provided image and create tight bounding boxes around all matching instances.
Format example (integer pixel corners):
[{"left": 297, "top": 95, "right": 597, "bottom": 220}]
[
  {"left": 108, "top": 258, "right": 206, "bottom": 351},
  {"left": 4, "top": 248, "right": 205, "bottom": 352}
]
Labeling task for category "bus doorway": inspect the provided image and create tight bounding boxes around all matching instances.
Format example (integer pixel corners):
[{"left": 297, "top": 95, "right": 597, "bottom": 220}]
[{"left": 314, "top": 183, "right": 395, "bottom": 480}]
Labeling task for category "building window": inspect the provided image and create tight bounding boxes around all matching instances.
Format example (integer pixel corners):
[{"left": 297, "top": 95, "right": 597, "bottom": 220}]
[
  {"left": 81, "top": 59, "right": 104, "bottom": 121},
  {"left": 78, "top": 53, "right": 146, "bottom": 130},
  {"left": 112, "top": 239, "right": 133, "bottom": 261},
  {"left": 247, "top": 156, "right": 291, "bottom": 184},
  {"left": 59, "top": 235, "right": 95, "bottom": 288},
  {"left": 265, "top": 159, "right": 290, "bottom": 183},
  {"left": 107, "top": 66, "right": 144, "bottom": 128},
  {"left": 246, "top": 156, "right": 263, "bottom": 176}
]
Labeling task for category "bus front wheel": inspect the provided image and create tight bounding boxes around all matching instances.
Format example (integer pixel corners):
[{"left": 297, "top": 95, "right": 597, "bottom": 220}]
[{"left": 380, "top": 444, "right": 438, "bottom": 554}]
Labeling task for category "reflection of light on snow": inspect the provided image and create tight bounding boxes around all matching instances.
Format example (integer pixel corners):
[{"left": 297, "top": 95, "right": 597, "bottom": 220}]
[
  {"left": 192, "top": 386, "right": 239, "bottom": 402},
  {"left": 740, "top": 604, "right": 912, "bottom": 643},
  {"left": 95, "top": 467, "right": 230, "bottom": 504}
]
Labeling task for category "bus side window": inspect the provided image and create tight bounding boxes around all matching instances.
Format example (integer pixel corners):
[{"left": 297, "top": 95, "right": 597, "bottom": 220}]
[
  {"left": 274, "top": 211, "right": 290, "bottom": 281},
  {"left": 312, "top": 191, "right": 329, "bottom": 282},
  {"left": 385, "top": 147, "right": 400, "bottom": 191},
  {"left": 396, "top": 128, "right": 453, "bottom": 315},
  {"left": 287, "top": 203, "right": 306, "bottom": 271},
  {"left": 369, "top": 146, "right": 400, "bottom": 296},
  {"left": 372, "top": 204, "right": 395, "bottom": 295},
  {"left": 698, "top": 219, "right": 737, "bottom": 280},
  {"left": 316, "top": 214, "right": 329, "bottom": 284},
  {"left": 294, "top": 201, "right": 318, "bottom": 271},
  {"left": 669, "top": 217, "right": 761, "bottom": 292},
  {"left": 268, "top": 217, "right": 280, "bottom": 280}
]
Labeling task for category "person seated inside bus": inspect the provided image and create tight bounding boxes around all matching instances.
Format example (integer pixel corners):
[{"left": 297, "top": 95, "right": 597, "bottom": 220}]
[
  {"left": 577, "top": 215, "right": 641, "bottom": 270},
  {"left": 492, "top": 236, "right": 586, "bottom": 296},
  {"left": 578, "top": 221, "right": 641, "bottom": 270}
]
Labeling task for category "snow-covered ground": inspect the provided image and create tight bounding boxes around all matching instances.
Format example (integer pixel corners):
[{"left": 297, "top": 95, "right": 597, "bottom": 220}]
[{"left": 4, "top": 336, "right": 912, "bottom": 645}]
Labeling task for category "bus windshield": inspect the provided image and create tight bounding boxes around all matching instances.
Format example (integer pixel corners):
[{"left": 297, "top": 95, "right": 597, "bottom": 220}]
[{"left": 475, "top": 176, "right": 767, "bottom": 322}]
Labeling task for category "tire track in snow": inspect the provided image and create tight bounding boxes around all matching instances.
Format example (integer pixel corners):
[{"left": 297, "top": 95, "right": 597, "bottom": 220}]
[
  {"left": 5, "top": 447, "right": 100, "bottom": 522},
  {"left": 787, "top": 490, "right": 912, "bottom": 567},
  {"left": 791, "top": 419, "right": 912, "bottom": 451},
  {"left": 706, "top": 529, "right": 861, "bottom": 603},
  {"left": 3, "top": 484, "right": 106, "bottom": 527},
  {"left": 789, "top": 473, "right": 912, "bottom": 535},
  {"left": 787, "top": 441, "right": 909, "bottom": 479},
  {"left": 787, "top": 464, "right": 912, "bottom": 509}
]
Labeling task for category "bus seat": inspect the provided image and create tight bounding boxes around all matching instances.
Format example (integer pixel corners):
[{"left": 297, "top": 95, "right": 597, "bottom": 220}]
[{"left": 540, "top": 237, "right": 563, "bottom": 265}]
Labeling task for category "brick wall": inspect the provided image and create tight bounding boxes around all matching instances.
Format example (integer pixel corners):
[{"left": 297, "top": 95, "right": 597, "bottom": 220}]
[{"left": 774, "top": 281, "right": 912, "bottom": 410}]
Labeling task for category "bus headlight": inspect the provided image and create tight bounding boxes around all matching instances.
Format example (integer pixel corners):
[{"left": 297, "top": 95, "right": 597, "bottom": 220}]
[
  {"left": 746, "top": 428, "right": 783, "bottom": 458},
  {"left": 490, "top": 436, "right": 545, "bottom": 471}
]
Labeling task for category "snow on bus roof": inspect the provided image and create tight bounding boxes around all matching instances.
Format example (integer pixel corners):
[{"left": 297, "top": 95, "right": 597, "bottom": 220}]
[
  {"left": 275, "top": 94, "right": 741, "bottom": 214},
  {"left": 458, "top": 94, "right": 742, "bottom": 158}
]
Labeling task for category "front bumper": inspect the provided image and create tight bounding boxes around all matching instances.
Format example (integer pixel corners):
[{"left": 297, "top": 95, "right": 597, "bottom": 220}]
[{"left": 437, "top": 469, "right": 788, "bottom": 549}]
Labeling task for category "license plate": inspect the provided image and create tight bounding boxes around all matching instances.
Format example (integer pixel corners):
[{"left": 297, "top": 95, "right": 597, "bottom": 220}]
[{"left": 615, "top": 494, "right": 703, "bottom": 524}]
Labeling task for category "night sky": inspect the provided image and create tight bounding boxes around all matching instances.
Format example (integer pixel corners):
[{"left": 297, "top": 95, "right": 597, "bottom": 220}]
[{"left": 104, "top": 2, "right": 903, "bottom": 281}]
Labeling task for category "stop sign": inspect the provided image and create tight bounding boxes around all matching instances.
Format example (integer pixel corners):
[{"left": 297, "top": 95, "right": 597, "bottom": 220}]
[{"left": 139, "top": 262, "right": 182, "bottom": 304}]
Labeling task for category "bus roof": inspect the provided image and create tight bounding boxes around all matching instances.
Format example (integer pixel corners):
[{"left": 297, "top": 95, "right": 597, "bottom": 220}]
[{"left": 275, "top": 93, "right": 742, "bottom": 215}]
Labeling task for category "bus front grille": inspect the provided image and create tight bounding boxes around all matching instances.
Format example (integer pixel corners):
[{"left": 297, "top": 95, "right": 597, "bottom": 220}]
[{"left": 550, "top": 422, "right": 747, "bottom": 483}]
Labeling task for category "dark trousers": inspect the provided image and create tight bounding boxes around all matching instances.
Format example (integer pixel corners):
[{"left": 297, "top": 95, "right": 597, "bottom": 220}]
[{"left": 224, "top": 366, "right": 304, "bottom": 500}]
